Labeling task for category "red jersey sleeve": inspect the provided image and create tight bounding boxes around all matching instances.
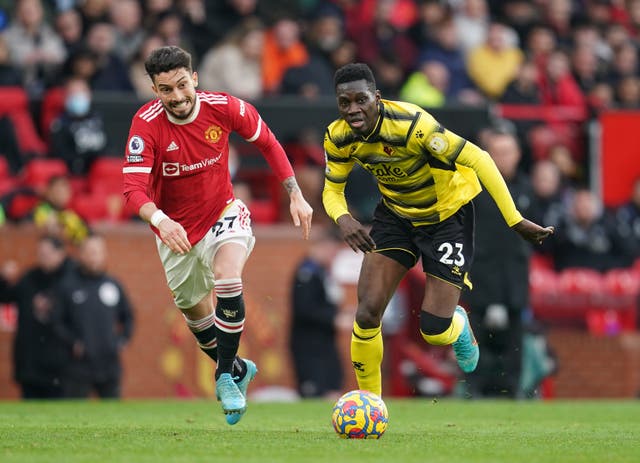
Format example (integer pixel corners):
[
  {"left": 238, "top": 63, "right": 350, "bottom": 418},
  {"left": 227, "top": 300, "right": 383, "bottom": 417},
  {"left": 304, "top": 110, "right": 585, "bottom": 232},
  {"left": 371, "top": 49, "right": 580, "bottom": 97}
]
[
  {"left": 122, "top": 103, "right": 159, "bottom": 214},
  {"left": 226, "top": 95, "right": 294, "bottom": 181}
]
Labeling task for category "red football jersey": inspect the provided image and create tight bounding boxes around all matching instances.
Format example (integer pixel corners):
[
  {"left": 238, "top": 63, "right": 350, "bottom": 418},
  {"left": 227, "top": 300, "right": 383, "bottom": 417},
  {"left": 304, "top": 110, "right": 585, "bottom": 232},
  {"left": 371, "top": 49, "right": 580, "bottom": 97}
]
[{"left": 123, "top": 91, "right": 294, "bottom": 245}]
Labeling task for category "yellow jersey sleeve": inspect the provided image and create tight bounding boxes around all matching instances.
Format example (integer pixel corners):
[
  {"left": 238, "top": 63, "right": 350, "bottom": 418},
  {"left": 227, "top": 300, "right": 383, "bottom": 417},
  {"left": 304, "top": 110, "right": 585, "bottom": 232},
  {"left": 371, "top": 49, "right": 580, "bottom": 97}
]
[
  {"left": 322, "top": 130, "right": 356, "bottom": 222},
  {"left": 455, "top": 142, "right": 523, "bottom": 227}
]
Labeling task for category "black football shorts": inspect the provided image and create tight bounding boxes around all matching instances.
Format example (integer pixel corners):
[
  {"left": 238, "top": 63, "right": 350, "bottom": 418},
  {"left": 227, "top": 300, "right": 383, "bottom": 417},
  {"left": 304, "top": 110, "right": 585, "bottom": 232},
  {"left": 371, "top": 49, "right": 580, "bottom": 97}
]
[{"left": 369, "top": 201, "right": 475, "bottom": 289}]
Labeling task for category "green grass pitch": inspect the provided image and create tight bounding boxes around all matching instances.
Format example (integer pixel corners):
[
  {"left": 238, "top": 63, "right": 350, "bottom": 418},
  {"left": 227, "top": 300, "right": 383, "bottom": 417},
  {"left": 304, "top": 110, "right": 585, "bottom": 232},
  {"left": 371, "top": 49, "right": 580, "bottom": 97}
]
[{"left": 1, "top": 399, "right": 638, "bottom": 463}]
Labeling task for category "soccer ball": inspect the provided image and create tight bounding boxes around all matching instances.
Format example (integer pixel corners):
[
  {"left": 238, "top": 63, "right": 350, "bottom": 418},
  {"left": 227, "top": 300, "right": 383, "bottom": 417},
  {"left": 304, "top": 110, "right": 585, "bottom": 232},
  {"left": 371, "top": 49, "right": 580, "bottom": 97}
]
[{"left": 331, "top": 389, "right": 388, "bottom": 439}]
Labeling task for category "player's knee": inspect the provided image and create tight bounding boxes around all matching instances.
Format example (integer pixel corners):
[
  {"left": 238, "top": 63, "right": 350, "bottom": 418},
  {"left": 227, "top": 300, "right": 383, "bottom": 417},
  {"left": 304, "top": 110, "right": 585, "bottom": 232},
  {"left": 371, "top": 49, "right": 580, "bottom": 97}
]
[{"left": 355, "top": 306, "right": 382, "bottom": 329}]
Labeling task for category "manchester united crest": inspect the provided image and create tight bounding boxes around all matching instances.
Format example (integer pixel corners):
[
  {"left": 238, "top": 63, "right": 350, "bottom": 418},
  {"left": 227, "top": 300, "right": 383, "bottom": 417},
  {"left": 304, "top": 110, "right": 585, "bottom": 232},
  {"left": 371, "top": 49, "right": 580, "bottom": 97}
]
[{"left": 205, "top": 125, "right": 222, "bottom": 143}]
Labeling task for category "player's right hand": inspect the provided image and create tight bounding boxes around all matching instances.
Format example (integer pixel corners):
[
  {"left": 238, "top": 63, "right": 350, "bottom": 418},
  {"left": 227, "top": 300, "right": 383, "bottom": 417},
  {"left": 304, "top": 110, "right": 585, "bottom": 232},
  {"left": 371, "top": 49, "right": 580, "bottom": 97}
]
[
  {"left": 337, "top": 214, "right": 376, "bottom": 253},
  {"left": 158, "top": 218, "right": 191, "bottom": 254}
]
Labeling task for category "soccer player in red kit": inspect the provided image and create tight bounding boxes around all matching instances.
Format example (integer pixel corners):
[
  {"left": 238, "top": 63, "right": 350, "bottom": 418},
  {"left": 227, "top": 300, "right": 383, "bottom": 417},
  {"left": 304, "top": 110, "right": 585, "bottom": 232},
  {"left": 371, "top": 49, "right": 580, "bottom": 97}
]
[{"left": 122, "top": 46, "right": 313, "bottom": 425}]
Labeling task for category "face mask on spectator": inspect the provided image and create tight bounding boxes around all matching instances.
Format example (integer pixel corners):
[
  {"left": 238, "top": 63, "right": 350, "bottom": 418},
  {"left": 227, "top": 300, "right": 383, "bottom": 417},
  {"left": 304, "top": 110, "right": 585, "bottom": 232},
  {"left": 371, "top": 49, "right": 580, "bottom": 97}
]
[{"left": 65, "top": 94, "right": 91, "bottom": 117}]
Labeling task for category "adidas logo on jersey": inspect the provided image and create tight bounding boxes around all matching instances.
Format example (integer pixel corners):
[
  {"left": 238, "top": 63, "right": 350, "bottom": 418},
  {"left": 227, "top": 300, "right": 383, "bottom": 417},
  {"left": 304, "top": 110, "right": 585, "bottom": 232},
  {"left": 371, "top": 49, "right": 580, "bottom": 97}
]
[{"left": 166, "top": 141, "right": 179, "bottom": 151}]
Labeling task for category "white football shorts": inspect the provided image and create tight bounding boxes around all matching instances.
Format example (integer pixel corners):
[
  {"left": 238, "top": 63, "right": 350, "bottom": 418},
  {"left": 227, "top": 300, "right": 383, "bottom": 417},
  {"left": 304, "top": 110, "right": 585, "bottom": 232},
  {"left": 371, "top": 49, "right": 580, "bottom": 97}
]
[{"left": 156, "top": 199, "right": 256, "bottom": 309}]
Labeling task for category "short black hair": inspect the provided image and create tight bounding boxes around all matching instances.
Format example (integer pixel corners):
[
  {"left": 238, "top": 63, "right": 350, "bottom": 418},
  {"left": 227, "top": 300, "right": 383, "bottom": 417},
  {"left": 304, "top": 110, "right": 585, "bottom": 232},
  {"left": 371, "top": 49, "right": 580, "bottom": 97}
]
[
  {"left": 334, "top": 63, "right": 376, "bottom": 92},
  {"left": 144, "top": 46, "right": 192, "bottom": 80}
]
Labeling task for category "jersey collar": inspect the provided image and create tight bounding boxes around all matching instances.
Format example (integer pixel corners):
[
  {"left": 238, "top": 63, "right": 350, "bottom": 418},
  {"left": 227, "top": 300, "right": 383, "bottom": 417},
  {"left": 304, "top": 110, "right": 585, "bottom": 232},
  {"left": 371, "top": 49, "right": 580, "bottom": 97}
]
[{"left": 166, "top": 93, "right": 201, "bottom": 125}]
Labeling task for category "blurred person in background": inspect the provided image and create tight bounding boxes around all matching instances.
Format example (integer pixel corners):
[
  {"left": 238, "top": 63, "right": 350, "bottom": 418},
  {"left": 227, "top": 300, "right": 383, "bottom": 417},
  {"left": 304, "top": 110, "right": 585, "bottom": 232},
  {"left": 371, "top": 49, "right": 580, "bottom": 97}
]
[
  {"left": 529, "top": 159, "right": 567, "bottom": 232},
  {"left": 549, "top": 188, "right": 633, "bottom": 272},
  {"left": 462, "top": 129, "right": 534, "bottom": 398},
  {"left": 84, "top": 21, "right": 133, "bottom": 91},
  {"left": 122, "top": 46, "right": 312, "bottom": 424},
  {"left": 0, "top": 35, "right": 22, "bottom": 86},
  {"left": 398, "top": 60, "right": 448, "bottom": 108},
  {"left": 52, "top": 233, "right": 134, "bottom": 399},
  {"left": 613, "top": 177, "right": 640, "bottom": 265},
  {"left": 280, "top": 7, "right": 343, "bottom": 98},
  {"left": 417, "top": 18, "right": 483, "bottom": 105},
  {"left": 261, "top": 16, "right": 308, "bottom": 95},
  {"left": 322, "top": 63, "right": 554, "bottom": 398},
  {"left": 32, "top": 175, "right": 89, "bottom": 246},
  {"left": 109, "top": 0, "right": 145, "bottom": 64},
  {"left": 466, "top": 21, "right": 523, "bottom": 101},
  {"left": 2, "top": 0, "right": 66, "bottom": 95},
  {"left": 198, "top": 18, "right": 265, "bottom": 101},
  {"left": 0, "top": 235, "right": 75, "bottom": 399},
  {"left": 49, "top": 76, "right": 109, "bottom": 175},
  {"left": 129, "top": 34, "right": 166, "bottom": 101},
  {"left": 54, "top": 7, "right": 84, "bottom": 56},
  {"left": 452, "top": 0, "right": 489, "bottom": 56},
  {"left": 290, "top": 228, "right": 345, "bottom": 398}
]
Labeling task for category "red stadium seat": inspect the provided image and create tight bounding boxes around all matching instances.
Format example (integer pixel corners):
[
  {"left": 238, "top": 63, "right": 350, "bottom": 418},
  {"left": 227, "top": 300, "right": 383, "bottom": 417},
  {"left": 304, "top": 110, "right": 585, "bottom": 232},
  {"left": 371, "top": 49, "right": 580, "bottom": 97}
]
[
  {"left": 87, "top": 157, "right": 123, "bottom": 195},
  {"left": 70, "top": 192, "right": 109, "bottom": 223},
  {"left": 21, "top": 158, "right": 69, "bottom": 191},
  {"left": 0, "top": 87, "right": 47, "bottom": 156},
  {"left": 40, "top": 86, "right": 66, "bottom": 143}
]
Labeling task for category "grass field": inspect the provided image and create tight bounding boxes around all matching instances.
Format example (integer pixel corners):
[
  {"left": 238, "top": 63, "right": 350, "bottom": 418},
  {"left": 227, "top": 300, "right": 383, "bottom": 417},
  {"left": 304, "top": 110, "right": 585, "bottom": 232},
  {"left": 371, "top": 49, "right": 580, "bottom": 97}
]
[{"left": 1, "top": 399, "right": 638, "bottom": 463}]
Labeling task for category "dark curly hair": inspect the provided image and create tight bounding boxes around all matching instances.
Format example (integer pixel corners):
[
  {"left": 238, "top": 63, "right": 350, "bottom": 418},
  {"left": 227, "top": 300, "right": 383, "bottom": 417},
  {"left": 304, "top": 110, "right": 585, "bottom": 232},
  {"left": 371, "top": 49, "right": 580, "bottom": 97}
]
[
  {"left": 333, "top": 63, "right": 376, "bottom": 92},
  {"left": 144, "top": 46, "right": 192, "bottom": 80}
]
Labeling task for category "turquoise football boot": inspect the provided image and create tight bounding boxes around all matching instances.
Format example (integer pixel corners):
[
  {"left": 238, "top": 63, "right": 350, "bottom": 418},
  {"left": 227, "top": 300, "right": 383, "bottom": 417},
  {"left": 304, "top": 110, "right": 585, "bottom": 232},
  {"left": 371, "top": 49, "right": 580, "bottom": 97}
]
[
  {"left": 452, "top": 306, "right": 479, "bottom": 373},
  {"left": 215, "top": 373, "right": 246, "bottom": 425}
]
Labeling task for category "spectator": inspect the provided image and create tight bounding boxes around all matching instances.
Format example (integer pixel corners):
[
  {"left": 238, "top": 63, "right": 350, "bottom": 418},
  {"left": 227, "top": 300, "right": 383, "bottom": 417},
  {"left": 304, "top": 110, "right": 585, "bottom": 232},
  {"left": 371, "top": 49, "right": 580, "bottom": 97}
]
[
  {"left": 398, "top": 60, "right": 447, "bottom": 108},
  {"left": 54, "top": 8, "right": 84, "bottom": 56},
  {"left": 109, "top": 0, "right": 145, "bottom": 64},
  {"left": 84, "top": 22, "right": 134, "bottom": 91},
  {"left": 453, "top": 0, "right": 490, "bottom": 55},
  {"left": 499, "top": 0, "right": 540, "bottom": 47},
  {"left": 261, "top": 16, "right": 309, "bottom": 95},
  {"left": 2, "top": 0, "right": 67, "bottom": 95},
  {"left": 615, "top": 75, "right": 640, "bottom": 108},
  {"left": 607, "top": 40, "right": 639, "bottom": 88},
  {"left": 408, "top": 0, "right": 450, "bottom": 48},
  {"left": 550, "top": 188, "right": 633, "bottom": 272},
  {"left": 0, "top": 34, "right": 23, "bottom": 86},
  {"left": 52, "top": 233, "right": 134, "bottom": 399},
  {"left": 539, "top": 49, "right": 588, "bottom": 108},
  {"left": 612, "top": 177, "right": 640, "bottom": 265},
  {"left": 348, "top": 0, "right": 418, "bottom": 77},
  {"left": 207, "top": 0, "right": 261, "bottom": 47},
  {"left": 49, "top": 76, "right": 109, "bottom": 175},
  {"left": 570, "top": 44, "right": 606, "bottom": 96},
  {"left": 417, "top": 18, "right": 483, "bottom": 104},
  {"left": 501, "top": 59, "right": 541, "bottom": 104},
  {"left": 290, "top": 227, "right": 345, "bottom": 398},
  {"left": 529, "top": 159, "right": 567, "bottom": 231},
  {"left": 198, "top": 18, "right": 265, "bottom": 101},
  {"left": 177, "top": 0, "right": 209, "bottom": 63},
  {"left": 467, "top": 21, "right": 524, "bottom": 100},
  {"left": 280, "top": 8, "right": 342, "bottom": 98},
  {"left": 152, "top": 9, "right": 194, "bottom": 56},
  {"left": 462, "top": 129, "right": 535, "bottom": 398},
  {"left": 128, "top": 34, "right": 165, "bottom": 101},
  {"left": 32, "top": 174, "right": 90, "bottom": 245},
  {"left": 78, "top": 0, "right": 111, "bottom": 30},
  {"left": 0, "top": 235, "right": 75, "bottom": 399}
]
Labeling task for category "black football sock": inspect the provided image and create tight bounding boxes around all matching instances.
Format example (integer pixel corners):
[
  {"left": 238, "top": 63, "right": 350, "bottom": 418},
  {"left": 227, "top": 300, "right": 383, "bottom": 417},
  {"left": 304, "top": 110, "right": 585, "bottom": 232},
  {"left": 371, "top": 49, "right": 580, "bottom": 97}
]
[{"left": 214, "top": 279, "right": 245, "bottom": 379}]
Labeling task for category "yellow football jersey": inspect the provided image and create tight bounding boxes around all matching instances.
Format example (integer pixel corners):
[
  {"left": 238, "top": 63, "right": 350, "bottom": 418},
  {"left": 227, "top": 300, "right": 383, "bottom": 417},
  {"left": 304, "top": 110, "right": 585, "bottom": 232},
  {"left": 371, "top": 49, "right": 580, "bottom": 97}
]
[{"left": 323, "top": 99, "right": 522, "bottom": 227}]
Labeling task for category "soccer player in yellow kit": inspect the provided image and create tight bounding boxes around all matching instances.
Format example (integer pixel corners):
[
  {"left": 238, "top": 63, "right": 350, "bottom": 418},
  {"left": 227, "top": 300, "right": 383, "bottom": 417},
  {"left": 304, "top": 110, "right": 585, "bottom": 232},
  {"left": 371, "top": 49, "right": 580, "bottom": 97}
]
[{"left": 323, "top": 63, "right": 554, "bottom": 397}]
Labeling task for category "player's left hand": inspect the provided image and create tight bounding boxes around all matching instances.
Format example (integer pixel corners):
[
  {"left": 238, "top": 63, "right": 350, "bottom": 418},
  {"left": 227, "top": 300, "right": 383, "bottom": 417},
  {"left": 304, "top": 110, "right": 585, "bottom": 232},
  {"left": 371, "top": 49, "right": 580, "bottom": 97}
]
[
  {"left": 512, "top": 218, "right": 554, "bottom": 245},
  {"left": 289, "top": 190, "right": 313, "bottom": 240}
]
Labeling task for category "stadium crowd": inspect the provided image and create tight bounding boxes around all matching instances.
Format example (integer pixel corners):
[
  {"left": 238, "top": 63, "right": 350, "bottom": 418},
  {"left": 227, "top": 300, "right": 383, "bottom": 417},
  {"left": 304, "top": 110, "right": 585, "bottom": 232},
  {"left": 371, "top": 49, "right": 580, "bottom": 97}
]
[{"left": 1, "top": 0, "right": 640, "bottom": 398}]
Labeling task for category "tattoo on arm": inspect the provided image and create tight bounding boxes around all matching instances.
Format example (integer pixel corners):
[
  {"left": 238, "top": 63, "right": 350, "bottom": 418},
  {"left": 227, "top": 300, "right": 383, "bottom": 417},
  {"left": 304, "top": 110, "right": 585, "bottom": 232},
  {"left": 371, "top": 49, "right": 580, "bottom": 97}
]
[{"left": 283, "top": 176, "right": 300, "bottom": 194}]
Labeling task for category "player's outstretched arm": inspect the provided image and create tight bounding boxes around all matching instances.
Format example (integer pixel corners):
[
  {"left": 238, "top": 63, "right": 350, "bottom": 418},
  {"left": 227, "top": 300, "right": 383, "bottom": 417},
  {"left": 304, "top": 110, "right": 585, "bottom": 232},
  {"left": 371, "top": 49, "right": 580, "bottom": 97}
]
[
  {"left": 139, "top": 202, "right": 191, "bottom": 255},
  {"left": 511, "top": 218, "right": 555, "bottom": 245},
  {"left": 283, "top": 176, "right": 313, "bottom": 240},
  {"left": 336, "top": 214, "right": 376, "bottom": 253}
]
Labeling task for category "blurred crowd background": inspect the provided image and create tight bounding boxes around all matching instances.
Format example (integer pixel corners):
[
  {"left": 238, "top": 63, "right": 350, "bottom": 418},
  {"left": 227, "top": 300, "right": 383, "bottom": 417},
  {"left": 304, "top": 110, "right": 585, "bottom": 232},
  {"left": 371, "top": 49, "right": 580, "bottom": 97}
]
[{"left": 1, "top": 0, "right": 640, "bottom": 400}]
